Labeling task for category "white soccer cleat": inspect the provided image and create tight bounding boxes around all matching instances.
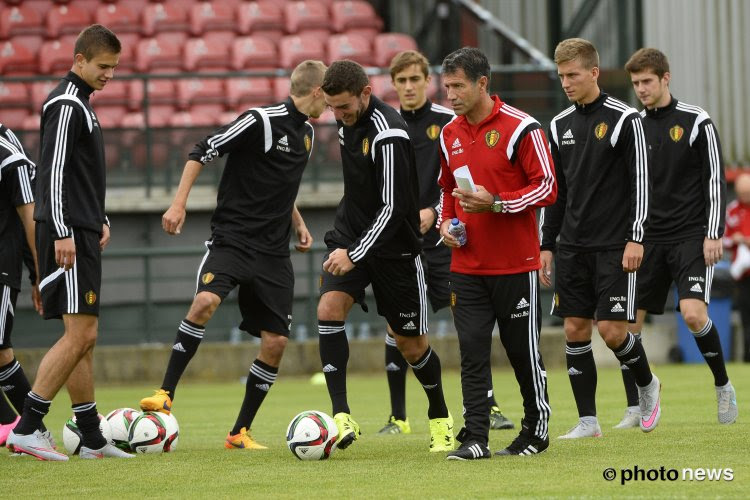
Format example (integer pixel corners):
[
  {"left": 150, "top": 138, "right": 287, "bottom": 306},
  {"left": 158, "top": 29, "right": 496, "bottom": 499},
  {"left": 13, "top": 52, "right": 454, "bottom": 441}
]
[
  {"left": 558, "top": 417, "right": 602, "bottom": 439},
  {"left": 6, "top": 430, "right": 69, "bottom": 461},
  {"left": 613, "top": 406, "right": 640, "bottom": 429},
  {"left": 638, "top": 374, "right": 661, "bottom": 432},
  {"left": 80, "top": 443, "right": 135, "bottom": 459},
  {"left": 716, "top": 382, "right": 738, "bottom": 425}
]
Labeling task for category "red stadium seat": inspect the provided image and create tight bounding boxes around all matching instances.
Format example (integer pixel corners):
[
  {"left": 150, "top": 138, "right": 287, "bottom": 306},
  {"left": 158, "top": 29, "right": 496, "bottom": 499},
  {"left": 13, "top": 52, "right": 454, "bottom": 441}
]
[
  {"left": 90, "top": 80, "right": 130, "bottom": 108},
  {"left": 94, "top": 105, "right": 127, "bottom": 128},
  {"left": 117, "top": 0, "right": 149, "bottom": 14},
  {"left": 94, "top": 3, "right": 141, "bottom": 35},
  {"left": 30, "top": 80, "right": 58, "bottom": 111},
  {"left": 113, "top": 32, "right": 140, "bottom": 75},
  {"left": 46, "top": 3, "right": 92, "bottom": 38},
  {"left": 135, "top": 35, "right": 183, "bottom": 73},
  {"left": 279, "top": 33, "right": 326, "bottom": 69},
  {"left": 128, "top": 79, "right": 177, "bottom": 108},
  {"left": 176, "top": 78, "right": 226, "bottom": 108},
  {"left": 142, "top": 1, "right": 189, "bottom": 36},
  {"left": 331, "top": 0, "right": 383, "bottom": 33},
  {"left": 1, "top": 109, "right": 30, "bottom": 130},
  {"left": 189, "top": 1, "right": 236, "bottom": 36},
  {"left": 284, "top": 1, "right": 331, "bottom": 34},
  {"left": 225, "top": 78, "right": 273, "bottom": 108},
  {"left": 273, "top": 76, "right": 290, "bottom": 102},
  {"left": 21, "top": 113, "right": 41, "bottom": 131},
  {"left": 0, "top": 4, "right": 46, "bottom": 39},
  {"left": 231, "top": 35, "right": 277, "bottom": 70},
  {"left": 373, "top": 33, "right": 418, "bottom": 67},
  {"left": 237, "top": 2, "right": 284, "bottom": 37},
  {"left": 0, "top": 39, "right": 36, "bottom": 75},
  {"left": 183, "top": 34, "right": 232, "bottom": 73},
  {"left": 370, "top": 74, "right": 396, "bottom": 102},
  {"left": 326, "top": 33, "right": 372, "bottom": 66},
  {"left": 169, "top": 105, "right": 224, "bottom": 127},
  {"left": 15, "top": 0, "right": 53, "bottom": 19},
  {"left": 39, "top": 37, "right": 76, "bottom": 75},
  {"left": 0, "top": 82, "right": 29, "bottom": 109},
  {"left": 13, "top": 35, "right": 45, "bottom": 55}
]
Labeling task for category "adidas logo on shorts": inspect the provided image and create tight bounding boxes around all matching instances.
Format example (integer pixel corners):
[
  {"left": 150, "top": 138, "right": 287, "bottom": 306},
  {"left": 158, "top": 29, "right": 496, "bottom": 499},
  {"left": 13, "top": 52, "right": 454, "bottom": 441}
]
[
  {"left": 690, "top": 283, "right": 703, "bottom": 293},
  {"left": 322, "top": 364, "right": 337, "bottom": 373},
  {"left": 385, "top": 362, "right": 401, "bottom": 372},
  {"left": 516, "top": 297, "right": 529, "bottom": 309},
  {"left": 172, "top": 342, "right": 187, "bottom": 352},
  {"left": 402, "top": 321, "right": 416, "bottom": 331},
  {"left": 611, "top": 302, "right": 625, "bottom": 313},
  {"left": 568, "top": 367, "right": 582, "bottom": 376}
]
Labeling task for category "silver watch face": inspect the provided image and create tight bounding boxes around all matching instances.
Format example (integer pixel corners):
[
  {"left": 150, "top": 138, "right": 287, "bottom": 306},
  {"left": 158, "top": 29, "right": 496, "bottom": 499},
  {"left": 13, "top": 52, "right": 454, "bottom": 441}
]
[{"left": 492, "top": 201, "right": 502, "bottom": 213}]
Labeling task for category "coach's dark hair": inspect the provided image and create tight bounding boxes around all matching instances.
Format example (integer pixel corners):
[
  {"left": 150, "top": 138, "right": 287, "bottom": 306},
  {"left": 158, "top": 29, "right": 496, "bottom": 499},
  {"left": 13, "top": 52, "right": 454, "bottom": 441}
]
[
  {"left": 441, "top": 47, "right": 491, "bottom": 85},
  {"left": 625, "top": 48, "right": 670, "bottom": 79},
  {"left": 322, "top": 60, "right": 369, "bottom": 96},
  {"left": 74, "top": 24, "right": 121, "bottom": 61}
]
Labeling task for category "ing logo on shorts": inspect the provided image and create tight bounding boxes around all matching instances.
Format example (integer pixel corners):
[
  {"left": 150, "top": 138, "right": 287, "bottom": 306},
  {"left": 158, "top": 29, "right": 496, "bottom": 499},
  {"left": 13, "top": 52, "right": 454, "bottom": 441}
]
[
  {"left": 85, "top": 290, "right": 97, "bottom": 305},
  {"left": 201, "top": 272, "right": 215, "bottom": 285}
]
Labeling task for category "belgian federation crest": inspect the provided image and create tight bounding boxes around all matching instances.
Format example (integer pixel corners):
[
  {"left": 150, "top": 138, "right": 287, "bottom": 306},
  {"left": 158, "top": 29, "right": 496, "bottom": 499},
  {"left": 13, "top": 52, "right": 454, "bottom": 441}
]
[
  {"left": 304, "top": 134, "right": 312, "bottom": 152},
  {"left": 85, "top": 290, "right": 97, "bottom": 305},
  {"left": 362, "top": 137, "right": 369, "bottom": 156},
  {"left": 669, "top": 125, "right": 684, "bottom": 142},
  {"left": 201, "top": 272, "right": 215, "bottom": 285},
  {"left": 426, "top": 124, "right": 441, "bottom": 140},
  {"left": 485, "top": 129, "right": 500, "bottom": 148},
  {"left": 594, "top": 122, "right": 608, "bottom": 140}
]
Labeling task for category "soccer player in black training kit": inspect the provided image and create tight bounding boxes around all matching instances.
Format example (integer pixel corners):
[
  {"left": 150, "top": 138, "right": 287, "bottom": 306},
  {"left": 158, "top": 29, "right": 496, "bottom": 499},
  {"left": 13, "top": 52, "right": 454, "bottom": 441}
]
[
  {"left": 317, "top": 60, "right": 454, "bottom": 452},
  {"left": 620, "top": 48, "right": 736, "bottom": 426},
  {"left": 139, "top": 61, "right": 328, "bottom": 450},
  {"left": 540, "top": 38, "right": 662, "bottom": 439},
  {"left": 375, "top": 50, "right": 514, "bottom": 436},
  {"left": 7, "top": 24, "right": 131, "bottom": 460},
  {"left": 0, "top": 125, "right": 45, "bottom": 447}
]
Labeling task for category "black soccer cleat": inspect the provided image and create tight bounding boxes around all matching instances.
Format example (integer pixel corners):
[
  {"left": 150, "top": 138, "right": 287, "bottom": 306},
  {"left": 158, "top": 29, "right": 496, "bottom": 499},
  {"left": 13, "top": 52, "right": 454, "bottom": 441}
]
[
  {"left": 494, "top": 431, "right": 549, "bottom": 456},
  {"left": 445, "top": 427, "right": 490, "bottom": 461}
]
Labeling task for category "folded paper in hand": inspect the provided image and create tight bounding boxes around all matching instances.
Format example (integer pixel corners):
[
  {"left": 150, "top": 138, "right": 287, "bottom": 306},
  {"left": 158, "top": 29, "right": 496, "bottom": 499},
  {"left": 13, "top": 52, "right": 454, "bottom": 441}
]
[{"left": 453, "top": 165, "right": 477, "bottom": 192}]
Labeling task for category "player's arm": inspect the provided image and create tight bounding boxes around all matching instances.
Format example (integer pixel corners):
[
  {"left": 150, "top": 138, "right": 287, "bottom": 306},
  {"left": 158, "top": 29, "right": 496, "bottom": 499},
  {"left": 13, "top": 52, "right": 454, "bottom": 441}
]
[
  {"left": 695, "top": 116, "right": 726, "bottom": 265},
  {"left": 539, "top": 123, "right": 567, "bottom": 286},
  {"left": 346, "top": 134, "right": 413, "bottom": 264},
  {"left": 39, "top": 102, "right": 83, "bottom": 269},
  {"left": 292, "top": 204, "right": 313, "bottom": 253},
  {"left": 619, "top": 113, "right": 650, "bottom": 272},
  {"left": 17, "top": 202, "right": 42, "bottom": 314},
  {"left": 436, "top": 130, "right": 461, "bottom": 246}
]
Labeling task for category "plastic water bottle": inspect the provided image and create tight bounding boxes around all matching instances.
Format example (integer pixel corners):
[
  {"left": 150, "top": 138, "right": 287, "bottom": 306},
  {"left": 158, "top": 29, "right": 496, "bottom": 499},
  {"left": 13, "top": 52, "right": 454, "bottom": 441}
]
[{"left": 448, "top": 218, "right": 467, "bottom": 246}]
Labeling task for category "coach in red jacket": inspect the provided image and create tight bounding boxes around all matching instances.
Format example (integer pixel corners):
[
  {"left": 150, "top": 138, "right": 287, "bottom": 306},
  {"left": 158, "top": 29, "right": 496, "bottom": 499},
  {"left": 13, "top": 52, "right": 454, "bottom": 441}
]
[{"left": 437, "top": 47, "right": 556, "bottom": 460}]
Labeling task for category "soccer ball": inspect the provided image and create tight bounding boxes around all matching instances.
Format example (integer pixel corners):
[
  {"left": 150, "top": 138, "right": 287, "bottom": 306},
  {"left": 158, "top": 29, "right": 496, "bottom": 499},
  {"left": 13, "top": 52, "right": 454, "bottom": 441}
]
[
  {"left": 162, "top": 412, "right": 179, "bottom": 452},
  {"left": 104, "top": 408, "right": 141, "bottom": 451},
  {"left": 286, "top": 410, "right": 338, "bottom": 460},
  {"left": 128, "top": 411, "right": 169, "bottom": 454},
  {"left": 62, "top": 413, "right": 113, "bottom": 455}
]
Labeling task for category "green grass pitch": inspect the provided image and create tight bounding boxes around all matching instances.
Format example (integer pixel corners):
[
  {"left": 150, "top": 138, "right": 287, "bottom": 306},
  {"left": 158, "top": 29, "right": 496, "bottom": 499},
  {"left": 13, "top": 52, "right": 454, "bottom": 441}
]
[{"left": 3, "top": 363, "right": 748, "bottom": 498}]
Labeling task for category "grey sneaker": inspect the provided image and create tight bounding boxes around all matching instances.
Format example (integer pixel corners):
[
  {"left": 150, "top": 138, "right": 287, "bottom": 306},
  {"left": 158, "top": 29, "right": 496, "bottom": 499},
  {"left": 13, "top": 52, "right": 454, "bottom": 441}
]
[
  {"left": 638, "top": 374, "right": 661, "bottom": 432},
  {"left": 613, "top": 406, "right": 640, "bottom": 429},
  {"left": 716, "top": 382, "right": 738, "bottom": 425},
  {"left": 6, "top": 430, "right": 69, "bottom": 461},
  {"left": 80, "top": 443, "right": 135, "bottom": 459},
  {"left": 489, "top": 406, "right": 515, "bottom": 430},
  {"left": 558, "top": 418, "right": 602, "bottom": 439}
]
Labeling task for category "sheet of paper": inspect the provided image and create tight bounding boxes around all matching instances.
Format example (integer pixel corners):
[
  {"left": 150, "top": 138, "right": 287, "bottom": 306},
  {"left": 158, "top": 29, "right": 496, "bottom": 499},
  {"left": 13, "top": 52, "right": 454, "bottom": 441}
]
[{"left": 453, "top": 165, "right": 477, "bottom": 192}]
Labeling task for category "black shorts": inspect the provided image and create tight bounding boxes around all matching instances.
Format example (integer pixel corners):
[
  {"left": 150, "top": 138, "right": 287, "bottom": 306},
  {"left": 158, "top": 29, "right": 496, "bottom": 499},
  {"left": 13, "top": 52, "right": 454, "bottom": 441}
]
[
  {"left": 423, "top": 245, "right": 451, "bottom": 312},
  {"left": 37, "top": 223, "right": 102, "bottom": 320},
  {"left": 638, "top": 240, "right": 712, "bottom": 314},
  {"left": 552, "top": 248, "right": 636, "bottom": 322},
  {"left": 319, "top": 252, "right": 428, "bottom": 336},
  {"left": 197, "top": 241, "right": 293, "bottom": 338},
  {"left": 0, "top": 285, "right": 19, "bottom": 348}
]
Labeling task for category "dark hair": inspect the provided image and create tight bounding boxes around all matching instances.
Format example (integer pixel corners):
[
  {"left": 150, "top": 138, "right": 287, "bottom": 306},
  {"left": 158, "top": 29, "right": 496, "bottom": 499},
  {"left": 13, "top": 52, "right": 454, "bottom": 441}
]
[
  {"left": 74, "top": 24, "right": 121, "bottom": 61},
  {"left": 322, "top": 60, "right": 369, "bottom": 96},
  {"left": 625, "top": 48, "right": 670, "bottom": 79},
  {"left": 389, "top": 50, "right": 429, "bottom": 80},
  {"left": 441, "top": 47, "right": 490, "bottom": 85}
]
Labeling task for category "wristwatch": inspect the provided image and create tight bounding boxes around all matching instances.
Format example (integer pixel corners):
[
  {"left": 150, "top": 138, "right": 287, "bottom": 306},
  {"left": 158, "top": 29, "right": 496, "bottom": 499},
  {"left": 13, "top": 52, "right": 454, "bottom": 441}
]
[{"left": 491, "top": 194, "right": 503, "bottom": 213}]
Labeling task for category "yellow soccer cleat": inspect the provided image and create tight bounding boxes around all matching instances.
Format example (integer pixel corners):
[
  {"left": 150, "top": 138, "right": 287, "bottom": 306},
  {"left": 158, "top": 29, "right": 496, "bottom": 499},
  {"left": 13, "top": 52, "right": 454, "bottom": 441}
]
[
  {"left": 224, "top": 427, "right": 267, "bottom": 450},
  {"left": 429, "top": 413, "right": 455, "bottom": 452},
  {"left": 333, "top": 412, "right": 360, "bottom": 450},
  {"left": 139, "top": 389, "right": 172, "bottom": 415},
  {"left": 377, "top": 416, "right": 411, "bottom": 435}
]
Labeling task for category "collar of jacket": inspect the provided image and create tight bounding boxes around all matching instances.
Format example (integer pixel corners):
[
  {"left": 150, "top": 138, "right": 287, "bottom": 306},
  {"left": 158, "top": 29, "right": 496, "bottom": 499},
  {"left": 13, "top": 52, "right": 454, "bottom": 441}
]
[
  {"left": 574, "top": 92, "right": 607, "bottom": 115},
  {"left": 285, "top": 96, "right": 310, "bottom": 124},
  {"left": 400, "top": 98, "right": 433, "bottom": 120},
  {"left": 645, "top": 95, "right": 678, "bottom": 118},
  {"left": 63, "top": 71, "right": 95, "bottom": 99}
]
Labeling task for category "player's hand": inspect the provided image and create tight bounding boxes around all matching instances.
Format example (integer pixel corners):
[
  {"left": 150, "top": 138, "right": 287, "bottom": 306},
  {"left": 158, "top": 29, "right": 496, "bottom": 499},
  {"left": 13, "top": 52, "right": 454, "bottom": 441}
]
[
  {"left": 452, "top": 184, "right": 493, "bottom": 213},
  {"left": 704, "top": 237, "right": 723, "bottom": 266},
  {"left": 323, "top": 248, "right": 354, "bottom": 276},
  {"left": 163, "top": 205, "right": 186, "bottom": 235},
  {"left": 622, "top": 241, "right": 643, "bottom": 272},
  {"left": 55, "top": 237, "right": 76, "bottom": 270},
  {"left": 419, "top": 208, "right": 436, "bottom": 235},
  {"left": 294, "top": 223, "right": 313, "bottom": 253},
  {"left": 540, "top": 250, "right": 554, "bottom": 287},
  {"left": 439, "top": 218, "right": 460, "bottom": 248},
  {"left": 31, "top": 283, "right": 43, "bottom": 315},
  {"left": 100, "top": 223, "right": 111, "bottom": 250}
]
